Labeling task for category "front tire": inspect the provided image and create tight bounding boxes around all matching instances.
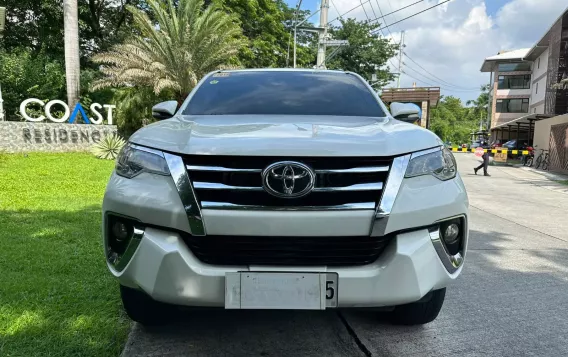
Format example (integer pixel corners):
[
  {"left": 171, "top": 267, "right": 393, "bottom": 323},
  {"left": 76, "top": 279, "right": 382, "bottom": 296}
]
[
  {"left": 390, "top": 288, "right": 446, "bottom": 325},
  {"left": 120, "top": 285, "right": 173, "bottom": 326}
]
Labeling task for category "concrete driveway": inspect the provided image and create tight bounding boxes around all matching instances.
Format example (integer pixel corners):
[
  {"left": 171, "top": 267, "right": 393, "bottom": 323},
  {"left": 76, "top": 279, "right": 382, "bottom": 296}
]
[{"left": 122, "top": 153, "right": 568, "bottom": 357}]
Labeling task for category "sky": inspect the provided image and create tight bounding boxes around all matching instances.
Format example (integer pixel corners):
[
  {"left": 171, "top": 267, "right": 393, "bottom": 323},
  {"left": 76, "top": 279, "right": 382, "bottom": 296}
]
[{"left": 285, "top": 0, "right": 568, "bottom": 102}]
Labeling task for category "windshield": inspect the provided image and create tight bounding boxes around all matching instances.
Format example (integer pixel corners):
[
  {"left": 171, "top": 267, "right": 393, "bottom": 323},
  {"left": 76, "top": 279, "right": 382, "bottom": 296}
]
[{"left": 183, "top": 71, "right": 386, "bottom": 117}]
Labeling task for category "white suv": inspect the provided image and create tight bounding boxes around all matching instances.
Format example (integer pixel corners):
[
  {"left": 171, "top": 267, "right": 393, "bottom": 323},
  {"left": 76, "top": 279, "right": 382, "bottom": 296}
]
[{"left": 103, "top": 69, "right": 468, "bottom": 326}]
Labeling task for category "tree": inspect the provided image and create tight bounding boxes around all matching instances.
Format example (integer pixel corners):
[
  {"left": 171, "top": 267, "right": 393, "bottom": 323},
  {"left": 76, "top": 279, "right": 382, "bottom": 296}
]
[
  {"left": 64, "top": 0, "right": 80, "bottom": 108},
  {"left": 92, "top": 0, "right": 246, "bottom": 102},
  {"left": 0, "top": 50, "right": 66, "bottom": 120},
  {"left": 0, "top": 0, "right": 147, "bottom": 62},
  {"left": 430, "top": 96, "right": 478, "bottom": 144},
  {"left": 466, "top": 84, "right": 490, "bottom": 129},
  {"left": 327, "top": 19, "right": 398, "bottom": 86},
  {"left": 217, "top": 0, "right": 316, "bottom": 68}
]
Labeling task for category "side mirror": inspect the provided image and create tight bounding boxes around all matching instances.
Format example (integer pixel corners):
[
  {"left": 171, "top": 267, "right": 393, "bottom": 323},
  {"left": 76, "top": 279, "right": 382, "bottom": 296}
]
[
  {"left": 390, "top": 102, "right": 421, "bottom": 122},
  {"left": 152, "top": 101, "right": 178, "bottom": 120}
]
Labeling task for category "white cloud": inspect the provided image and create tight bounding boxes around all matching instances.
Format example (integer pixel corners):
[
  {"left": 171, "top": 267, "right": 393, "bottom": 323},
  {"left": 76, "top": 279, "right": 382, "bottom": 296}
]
[{"left": 321, "top": 0, "right": 568, "bottom": 101}]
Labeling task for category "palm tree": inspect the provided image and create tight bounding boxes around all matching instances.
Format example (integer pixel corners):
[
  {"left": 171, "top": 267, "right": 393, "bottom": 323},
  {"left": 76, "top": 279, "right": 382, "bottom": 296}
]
[
  {"left": 63, "top": 0, "right": 80, "bottom": 108},
  {"left": 92, "top": 0, "right": 246, "bottom": 102}
]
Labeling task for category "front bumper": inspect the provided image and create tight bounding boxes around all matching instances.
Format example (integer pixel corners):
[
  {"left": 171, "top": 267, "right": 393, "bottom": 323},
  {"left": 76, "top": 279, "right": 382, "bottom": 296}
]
[
  {"left": 109, "top": 225, "right": 463, "bottom": 308},
  {"left": 103, "top": 156, "right": 469, "bottom": 308}
]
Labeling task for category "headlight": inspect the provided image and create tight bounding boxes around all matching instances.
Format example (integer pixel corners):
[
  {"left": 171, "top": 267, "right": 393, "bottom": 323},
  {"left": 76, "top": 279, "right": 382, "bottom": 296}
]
[
  {"left": 405, "top": 147, "right": 457, "bottom": 181},
  {"left": 116, "top": 143, "right": 170, "bottom": 178}
]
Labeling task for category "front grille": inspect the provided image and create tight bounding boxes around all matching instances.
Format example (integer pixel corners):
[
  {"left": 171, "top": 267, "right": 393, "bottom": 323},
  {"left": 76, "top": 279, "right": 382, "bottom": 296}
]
[
  {"left": 182, "top": 234, "right": 393, "bottom": 266},
  {"left": 183, "top": 155, "right": 392, "bottom": 209}
]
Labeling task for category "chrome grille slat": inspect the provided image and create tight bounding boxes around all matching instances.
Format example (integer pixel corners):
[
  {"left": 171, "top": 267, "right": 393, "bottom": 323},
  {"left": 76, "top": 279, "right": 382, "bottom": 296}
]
[
  {"left": 183, "top": 155, "right": 391, "bottom": 209},
  {"left": 187, "top": 165, "right": 261, "bottom": 173},
  {"left": 315, "top": 166, "right": 389, "bottom": 174},
  {"left": 201, "top": 201, "right": 376, "bottom": 210},
  {"left": 193, "top": 182, "right": 264, "bottom": 191},
  {"left": 312, "top": 183, "right": 383, "bottom": 192}
]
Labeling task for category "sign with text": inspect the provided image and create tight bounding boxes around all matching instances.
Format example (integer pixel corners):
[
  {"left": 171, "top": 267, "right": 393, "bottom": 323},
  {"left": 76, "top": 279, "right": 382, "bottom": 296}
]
[
  {"left": 494, "top": 151, "right": 508, "bottom": 163},
  {"left": 0, "top": 121, "right": 117, "bottom": 153},
  {"left": 20, "top": 99, "right": 116, "bottom": 125}
]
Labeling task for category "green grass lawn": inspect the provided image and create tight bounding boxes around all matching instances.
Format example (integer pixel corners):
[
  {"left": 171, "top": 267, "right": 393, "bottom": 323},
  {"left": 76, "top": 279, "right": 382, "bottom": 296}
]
[{"left": 0, "top": 153, "right": 129, "bottom": 356}]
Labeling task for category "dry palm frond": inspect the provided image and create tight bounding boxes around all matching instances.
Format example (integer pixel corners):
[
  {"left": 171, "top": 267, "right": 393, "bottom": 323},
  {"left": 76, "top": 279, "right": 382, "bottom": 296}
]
[{"left": 92, "top": 0, "right": 246, "bottom": 99}]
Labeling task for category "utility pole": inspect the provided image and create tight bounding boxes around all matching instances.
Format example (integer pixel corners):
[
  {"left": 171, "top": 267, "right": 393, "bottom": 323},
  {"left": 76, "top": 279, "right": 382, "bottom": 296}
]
[
  {"left": 397, "top": 31, "right": 405, "bottom": 88},
  {"left": 294, "top": 8, "right": 321, "bottom": 68},
  {"left": 316, "top": 0, "right": 330, "bottom": 68}
]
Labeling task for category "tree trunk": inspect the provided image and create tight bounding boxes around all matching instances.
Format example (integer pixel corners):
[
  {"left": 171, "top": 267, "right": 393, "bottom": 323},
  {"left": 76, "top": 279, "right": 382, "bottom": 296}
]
[{"left": 64, "top": 0, "right": 80, "bottom": 109}]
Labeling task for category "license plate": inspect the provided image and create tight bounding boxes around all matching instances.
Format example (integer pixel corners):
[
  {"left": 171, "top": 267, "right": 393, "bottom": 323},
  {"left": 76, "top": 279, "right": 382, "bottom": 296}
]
[{"left": 225, "top": 272, "right": 338, "bottom": 310}]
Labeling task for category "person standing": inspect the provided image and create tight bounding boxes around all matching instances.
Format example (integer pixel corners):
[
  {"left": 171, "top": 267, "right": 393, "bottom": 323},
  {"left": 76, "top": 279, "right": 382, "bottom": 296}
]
[{"left": 474, "top": 141, "right": 490, "bottom": 176}]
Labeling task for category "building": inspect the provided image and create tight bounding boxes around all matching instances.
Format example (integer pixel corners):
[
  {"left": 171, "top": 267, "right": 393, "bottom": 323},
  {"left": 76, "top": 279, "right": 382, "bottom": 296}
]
[
  {"left": 480, "top": 9, "right": 568, "bottom": 139},
  {"left": 480, "top": 8, "right": 568, "bottom": 173}
]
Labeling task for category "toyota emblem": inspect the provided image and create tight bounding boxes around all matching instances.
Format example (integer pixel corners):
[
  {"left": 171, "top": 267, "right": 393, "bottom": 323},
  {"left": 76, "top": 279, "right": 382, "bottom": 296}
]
[{"left": 262, "top": 161, "right": 315, "bottom": 198}]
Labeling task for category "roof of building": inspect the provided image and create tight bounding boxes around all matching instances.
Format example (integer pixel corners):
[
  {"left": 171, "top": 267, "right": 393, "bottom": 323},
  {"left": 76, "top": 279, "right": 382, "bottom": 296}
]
[
  {"left": 481, "top": 6, "right": 568, "bottom": 71},
  {"left": 525, "top": 7, "right": 568, "bottom": 61},
  {"left": 480, "top": 49, "right": 531, "bottom": 72},
  {"left": 491, "top": 113, "right": 552, "bottom": 131}
]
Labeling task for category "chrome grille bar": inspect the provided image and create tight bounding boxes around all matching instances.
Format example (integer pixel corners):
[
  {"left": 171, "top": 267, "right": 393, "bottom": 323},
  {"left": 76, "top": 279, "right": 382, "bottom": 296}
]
[
  {"left": 312, "top": 182, "right": 383, "bottom": 192},
  {"left": 193, "top": 182, "right": 264, "bottom": 191},
  {"left": 187, "top": 165, "right": 261, "bottom": 173},
  {"left": 315, "top": 166, "right": 389, "bottom": 174},
  {"left": 201, "top": 201, "right": 376, "bottom": 210}
]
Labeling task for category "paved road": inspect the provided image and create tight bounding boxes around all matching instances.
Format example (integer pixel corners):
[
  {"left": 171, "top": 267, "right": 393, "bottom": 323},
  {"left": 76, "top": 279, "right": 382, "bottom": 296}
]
[{"left": 123, "top": 154, "right": 568, "bottom": 357}]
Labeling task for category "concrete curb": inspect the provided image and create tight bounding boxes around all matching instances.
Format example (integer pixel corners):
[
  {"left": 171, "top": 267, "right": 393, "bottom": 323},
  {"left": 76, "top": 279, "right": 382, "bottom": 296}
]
[{"left": 515, "top": 165, "right": 568, "bottom": 182}]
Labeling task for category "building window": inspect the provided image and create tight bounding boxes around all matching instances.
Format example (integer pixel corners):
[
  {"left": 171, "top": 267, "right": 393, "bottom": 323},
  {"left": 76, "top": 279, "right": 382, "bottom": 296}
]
[
  {"left": 538, "top": 58, "right": 541, "bottom": 69},
  {"left": 533, "top": 108, "right": 536, "bottom": 113},
  {"left": 498, "top": 62, "right": 532, "bottom": 72},
  {"left": 497, "top": 75, "right": 531, "bottom": 89},
  {"left": 496, "top": 98, "right": 530, "bottom": 113},
  {"left": 536, "top": 82, "right": 538, "bottom": 94}
]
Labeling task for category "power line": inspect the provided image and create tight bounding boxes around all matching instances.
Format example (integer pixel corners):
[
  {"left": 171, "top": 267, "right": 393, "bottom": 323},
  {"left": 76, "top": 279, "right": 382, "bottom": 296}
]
[
  {"left": 383, "top": 0, "right": 405, "bottom": 32},
  {"left": 327, "top": 0, "right": 373, "bottom": 24},
  {"left": 373, "top": 0, "right": 395, "bottom": 39},
  {"left": 359, "top": 0, "right": 371, "bottom": 23},
  {"left": 402, "top": 66, "right": 480, "bottom": 92},
  {"left": 403, "top": 52, "right": 479, "bottom": 90},
  {"left": 330, "top": 0, "right": 343, "bottom": 21},
  {"left": 367, "top": 0, "right": 378, "bottom": 22},
  {"left": 401, "top": 70, "right": 442, "bottom": 88},
  {"left": 373, "top": 0, "right": 477, "bottom": 92},
  {"left": 366, "top": 0, "right": 425, "bottom": 24},
  {"left": 371, "top": 0, "right": 451, "bottom": 35}
]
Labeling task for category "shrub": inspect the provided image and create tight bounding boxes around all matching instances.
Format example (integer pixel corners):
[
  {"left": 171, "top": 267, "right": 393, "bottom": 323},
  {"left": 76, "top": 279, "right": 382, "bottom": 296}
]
[{"left": 91, "top": 133, "right": 125, "bottom": 160}]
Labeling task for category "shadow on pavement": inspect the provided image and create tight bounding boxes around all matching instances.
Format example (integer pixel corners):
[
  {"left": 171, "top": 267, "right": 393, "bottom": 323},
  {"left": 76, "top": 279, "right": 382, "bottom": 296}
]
[{"left": 340, "top": 228, "right": 568, "bottom": 356}]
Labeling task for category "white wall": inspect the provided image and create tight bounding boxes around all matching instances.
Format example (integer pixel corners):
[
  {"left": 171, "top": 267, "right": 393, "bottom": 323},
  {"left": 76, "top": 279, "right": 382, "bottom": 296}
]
[
  {"left": 531, "top": 48, "right": 549, "bottom": 108},
  {"left": 532, "top": 103, "right": 545, "bottom": 114},
  {"left": 532, "top": 48, "right": 549, "bottom": 80},
  {"left": 533, "top": 114, "right": 568, "bottom": 151}
]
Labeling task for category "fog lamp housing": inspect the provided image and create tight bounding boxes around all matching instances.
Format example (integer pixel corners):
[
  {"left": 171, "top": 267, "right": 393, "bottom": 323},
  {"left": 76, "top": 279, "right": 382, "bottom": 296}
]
[
  {"left": 429, "top": 216, "right": 467, "bottom": 273},
  {"left": 105, "top": 214, "right": 144, "bottom": 271},
  {"left": 439, "top": 218, "right": 463, "bottom": 256}
]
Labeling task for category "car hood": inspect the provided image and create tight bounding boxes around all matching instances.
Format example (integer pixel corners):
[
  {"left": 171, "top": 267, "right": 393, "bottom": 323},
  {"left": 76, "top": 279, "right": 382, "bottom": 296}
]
[{"left": 129, "top": 115, "right": 443, "bottom": 157}]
